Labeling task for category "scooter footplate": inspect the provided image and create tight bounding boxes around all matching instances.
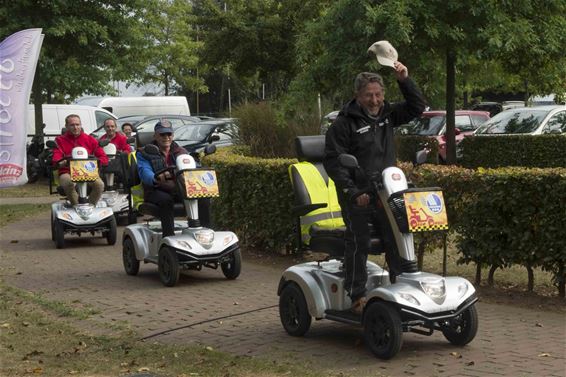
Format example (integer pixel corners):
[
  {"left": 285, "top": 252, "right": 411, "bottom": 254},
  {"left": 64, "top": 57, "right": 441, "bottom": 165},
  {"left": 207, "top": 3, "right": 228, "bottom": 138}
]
[{"left": 325, "top": 309, "right": 362, "bottom": 325}]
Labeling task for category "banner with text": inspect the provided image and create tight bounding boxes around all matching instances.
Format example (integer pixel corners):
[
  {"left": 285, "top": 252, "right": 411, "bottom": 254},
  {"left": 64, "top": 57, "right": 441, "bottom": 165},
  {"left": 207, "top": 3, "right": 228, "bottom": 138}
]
[{"left": 0, "top": 28, "right": 43, "bottom": 188}]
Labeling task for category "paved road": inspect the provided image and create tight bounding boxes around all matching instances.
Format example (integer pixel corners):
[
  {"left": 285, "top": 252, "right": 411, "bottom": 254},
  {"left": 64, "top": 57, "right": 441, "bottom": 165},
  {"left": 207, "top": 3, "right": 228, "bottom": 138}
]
[{"left": 1, "top": 210, "right": 564, "bottom": 377}]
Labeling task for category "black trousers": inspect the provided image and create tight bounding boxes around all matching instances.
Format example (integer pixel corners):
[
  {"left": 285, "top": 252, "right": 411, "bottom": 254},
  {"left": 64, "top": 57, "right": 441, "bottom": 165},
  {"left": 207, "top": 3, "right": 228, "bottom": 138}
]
[
  {"left": 146, "top": 189, "right": 176, "bottom": 237},
  {"left": 341, "top": 200, "right": 405, "bottom": 301}
]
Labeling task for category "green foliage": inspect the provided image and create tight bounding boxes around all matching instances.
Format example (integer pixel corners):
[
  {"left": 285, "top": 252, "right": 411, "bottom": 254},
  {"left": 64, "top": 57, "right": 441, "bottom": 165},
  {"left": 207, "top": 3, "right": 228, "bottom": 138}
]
[
  {"left": 233, "top": 101, "right": 319, "bottom": 158},
  {"left": 203, "top": 148, "right": 296, "bottom": 252},
  {"left": 460, "top": 135, "right": 566, "bottom": 168}
]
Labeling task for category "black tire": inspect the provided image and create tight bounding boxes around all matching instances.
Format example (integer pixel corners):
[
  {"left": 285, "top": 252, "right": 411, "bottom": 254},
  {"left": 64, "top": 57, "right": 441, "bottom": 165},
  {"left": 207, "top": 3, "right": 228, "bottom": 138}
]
[
  {"left": 106, "top": 216, "right": 117, "bottom": 245},
  {"left": 122, "top": 237, "right": 140, "bottom": 276},
  {"left": 441, "top": 304, "right": 478, "bottom": 346},
  {"left": 221, "top": 248, "right": 241, "bottom": 279},
  {"left": 363, "top": 301, "right": 403, "bottom": 359},
  {"left": 279, "top": 283, "right": 311, "bottom": 336},
  {"left": 54, "top": 219, "right": 65, "bottom": 249},
  {"left": 127, "top": 210, "right": 137, "bottom": 225},
  {"left": 158, "top": 246, "right": 180, "bottom": 287}
]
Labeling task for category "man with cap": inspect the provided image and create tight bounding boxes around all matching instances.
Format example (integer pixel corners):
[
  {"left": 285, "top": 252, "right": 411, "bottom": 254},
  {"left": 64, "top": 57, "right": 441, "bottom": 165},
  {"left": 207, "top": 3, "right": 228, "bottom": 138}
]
[
  {"left": 136, "top": 120, "right": 188, "bottom": 237},
  {"left": 323, "top": 45, "right": 426, "bottom": 314}
]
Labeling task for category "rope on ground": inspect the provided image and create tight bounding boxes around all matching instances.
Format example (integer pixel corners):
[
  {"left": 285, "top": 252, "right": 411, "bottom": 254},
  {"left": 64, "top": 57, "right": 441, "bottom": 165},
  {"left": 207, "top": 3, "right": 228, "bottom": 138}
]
[{"left": 139, "top": 304, "right": 278, "bottom": 341}]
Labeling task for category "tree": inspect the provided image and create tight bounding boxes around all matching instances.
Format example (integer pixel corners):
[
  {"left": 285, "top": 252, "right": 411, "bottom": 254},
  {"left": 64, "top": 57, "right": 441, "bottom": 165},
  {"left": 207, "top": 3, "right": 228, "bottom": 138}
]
[
  {"left": 0, "top": 0, "right": 146, "bottom": 136},
  {"left": 132, "top": 0, "right": 205, "bottom": 96}
]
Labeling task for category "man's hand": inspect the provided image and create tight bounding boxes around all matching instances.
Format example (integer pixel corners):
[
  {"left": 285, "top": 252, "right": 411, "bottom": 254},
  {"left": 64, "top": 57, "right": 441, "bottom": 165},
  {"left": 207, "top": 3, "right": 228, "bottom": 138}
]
[
  {"left": 355, "top": 193, "right": 370, "bottom": 207},
  {"left": 57, "top": 160, "right": 68, "bottom": 168},
  {"left": 393, "top": 61, "right": 408, "bottom": 81}
]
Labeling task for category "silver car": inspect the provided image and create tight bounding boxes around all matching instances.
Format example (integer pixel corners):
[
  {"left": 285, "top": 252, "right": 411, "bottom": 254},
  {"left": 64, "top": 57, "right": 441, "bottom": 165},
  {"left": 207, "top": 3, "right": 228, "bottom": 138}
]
[{"left": 474, "top": 105, "right": 566, "bottom": 135}]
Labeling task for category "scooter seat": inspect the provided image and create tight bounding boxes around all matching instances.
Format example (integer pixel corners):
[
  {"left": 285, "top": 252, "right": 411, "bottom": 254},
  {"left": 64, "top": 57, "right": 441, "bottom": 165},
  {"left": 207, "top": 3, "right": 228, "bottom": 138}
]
[
  {"left": 139, "top": 202, "right": 186, "bottom": 219},
  {"left": 309, "top": 225, "right": 383, "bottom": 256}
]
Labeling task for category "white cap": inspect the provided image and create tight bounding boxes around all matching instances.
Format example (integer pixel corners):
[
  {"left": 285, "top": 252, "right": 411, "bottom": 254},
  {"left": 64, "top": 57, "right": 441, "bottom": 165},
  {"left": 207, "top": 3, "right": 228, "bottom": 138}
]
[{"left": 367, "top": 40, "right": 398, "bottom": 68}]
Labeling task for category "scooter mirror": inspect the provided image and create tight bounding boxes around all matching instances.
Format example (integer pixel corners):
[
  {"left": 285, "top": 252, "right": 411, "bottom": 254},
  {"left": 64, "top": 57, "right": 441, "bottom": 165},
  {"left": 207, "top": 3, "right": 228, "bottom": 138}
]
[
  {"left": 144, "top": 144, "right": 160, "bottom": 155},
  {"left": 204, "top": 144, "right": 217, "bottom": 156},
  {"left": 414, "top": 150, "right": 428, "bottom": 165},
  {"left": 46, "top": 140, "right": 57, "bottom": 149},
  {"left": 338, "top": 154, "right": 359, "bottom": 169}
]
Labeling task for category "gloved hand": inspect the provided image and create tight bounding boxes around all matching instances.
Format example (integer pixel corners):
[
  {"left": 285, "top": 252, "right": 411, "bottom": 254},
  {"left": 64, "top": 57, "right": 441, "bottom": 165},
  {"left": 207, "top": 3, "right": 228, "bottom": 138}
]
[{"left": 156, "top": 179, "right": 175, "bottom": 193}]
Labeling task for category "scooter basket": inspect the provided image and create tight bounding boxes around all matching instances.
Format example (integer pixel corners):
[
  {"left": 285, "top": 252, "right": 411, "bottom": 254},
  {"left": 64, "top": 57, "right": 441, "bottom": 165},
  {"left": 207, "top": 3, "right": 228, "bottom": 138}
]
[{"left": 386, "top": 192, "right": 410, "bottom": 233}]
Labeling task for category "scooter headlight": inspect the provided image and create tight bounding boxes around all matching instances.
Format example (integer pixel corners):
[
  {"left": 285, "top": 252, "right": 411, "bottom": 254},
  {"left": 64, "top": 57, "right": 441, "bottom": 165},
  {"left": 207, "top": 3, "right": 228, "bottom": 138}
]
[
  {"left": 74, "top": 204, "right": 94, "bottom": 220},
  {"left": 420, "top": 277, "right": 446, "bottom": 304},
  {"left": 194, "top": 229, "right": 214, "bottom": 247},
  {"left": 223, "top": 234, "right": 234, "bottom": 246},
  {"left": 399, "top": 292, "right": 420, "bottom": 306},
  {"left": 457, "top": 282, "right": 469, "bottom": 298}
]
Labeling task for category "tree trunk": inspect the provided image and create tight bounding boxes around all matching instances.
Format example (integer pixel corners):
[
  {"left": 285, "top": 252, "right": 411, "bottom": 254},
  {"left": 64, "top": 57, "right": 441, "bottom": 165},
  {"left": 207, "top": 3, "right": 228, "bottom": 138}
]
[
  {"left": 526, "top": 264, "right": 534, "bottom": 292},
  {"left": 558, "top": 263, "right": 565, "bottom": 298},
  {"left": 475, "top": 262, "right": 481, "bottom": 285},
  {"left": 444, "top": 48, "right": 457, "bottom": 165},
  {"left": 487, "top": 265, "right": 498, "bottom": 286}
]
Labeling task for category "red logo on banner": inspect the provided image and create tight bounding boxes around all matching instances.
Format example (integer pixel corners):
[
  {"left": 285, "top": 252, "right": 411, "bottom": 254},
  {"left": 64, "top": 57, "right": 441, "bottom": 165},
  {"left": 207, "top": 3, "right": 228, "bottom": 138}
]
[{"left": 0, "top": 163, "right": 23, "bottom": 182}]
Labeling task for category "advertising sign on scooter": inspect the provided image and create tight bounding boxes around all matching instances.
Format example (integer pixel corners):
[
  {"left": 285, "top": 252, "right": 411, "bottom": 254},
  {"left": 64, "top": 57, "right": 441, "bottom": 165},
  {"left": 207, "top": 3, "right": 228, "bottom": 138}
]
[
  {"left": 70, "top": 159, "right": 99, "bottom": 182},
  {"left": 182, "top": 169, "right": 220, "bottom": 198},
  {"left": 404, "top": 191, "right": 448, "bottom": 232}
]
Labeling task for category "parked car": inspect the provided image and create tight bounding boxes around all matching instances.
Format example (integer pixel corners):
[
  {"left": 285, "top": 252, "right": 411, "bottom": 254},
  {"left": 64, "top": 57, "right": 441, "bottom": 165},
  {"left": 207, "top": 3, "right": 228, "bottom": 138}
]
[
  {"left": 471, "top": 101, "right": 525, "bottom": 117},
  {"left": 397, "top": 110, "right": 490, "bottom": 162},
  {"left": 90, "top": 114, "right": 207, "bottom": 138},
  {"left": 320, "top": 110, "right": 339, "bottom": 134},
  {"left": 173, "top": 119, "right": 239, "bottom": 153},
  {"left": 474, "top": 105, "right": 566, "bottom": 135}
]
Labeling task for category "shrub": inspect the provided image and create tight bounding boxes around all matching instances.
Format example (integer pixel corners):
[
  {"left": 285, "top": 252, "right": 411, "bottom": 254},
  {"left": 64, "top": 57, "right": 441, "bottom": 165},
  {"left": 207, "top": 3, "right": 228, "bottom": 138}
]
[{"left": 395, "top": 135, "right": 440, "bottom": 164}]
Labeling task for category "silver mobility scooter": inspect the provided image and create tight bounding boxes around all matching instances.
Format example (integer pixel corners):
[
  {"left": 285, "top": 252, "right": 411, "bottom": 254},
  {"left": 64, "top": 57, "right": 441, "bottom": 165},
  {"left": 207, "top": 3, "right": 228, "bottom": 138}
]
[
  {"left": 49, "top": 141, "right": 116, "bottom": 249},
  {"left": 278, "top": 136, "right": 478, "bottom": 359},
  {"left": 100, "top": 142, "right": 131, "bottom": 223},
  {"left": 121, "top": 137, "right": 241, "bottom": 287}
]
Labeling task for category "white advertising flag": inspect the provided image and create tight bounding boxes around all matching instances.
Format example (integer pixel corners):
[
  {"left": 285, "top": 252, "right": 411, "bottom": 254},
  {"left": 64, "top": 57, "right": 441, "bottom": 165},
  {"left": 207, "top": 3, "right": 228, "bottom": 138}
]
[{"left": 0, "top": 28, "right": 43, "bottom": 188}]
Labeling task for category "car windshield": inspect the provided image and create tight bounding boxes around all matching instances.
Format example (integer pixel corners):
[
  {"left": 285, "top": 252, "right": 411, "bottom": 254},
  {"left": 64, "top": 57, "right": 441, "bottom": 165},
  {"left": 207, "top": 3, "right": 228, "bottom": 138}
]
[
  {"left": 174, "top": 123, "right": 220, "bottom": 144},
  {"left": 475, "top": 109, "right": 549, "bottom": 134},
  {"left": 402, "top": 115, "right": 445, "bottom": 136}
]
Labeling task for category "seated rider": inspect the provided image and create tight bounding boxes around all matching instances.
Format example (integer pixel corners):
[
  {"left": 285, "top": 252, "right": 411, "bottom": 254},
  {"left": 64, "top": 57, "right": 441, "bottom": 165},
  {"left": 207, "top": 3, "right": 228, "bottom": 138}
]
[
  {"left": 52, "top": 114, "right": 109, "bottom": 206},
  {"left": 136, "top": 120, "right": 188, "bottom": 237},
  {"left": 99, "top": 118, "right": 131, "bottom": 154}
]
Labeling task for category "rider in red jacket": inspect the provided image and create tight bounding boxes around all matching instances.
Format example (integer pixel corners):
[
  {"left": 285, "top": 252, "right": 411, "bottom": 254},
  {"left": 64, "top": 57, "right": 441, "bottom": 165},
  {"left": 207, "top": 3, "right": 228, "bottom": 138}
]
[
  {"left": 52, "top": 114, "right": 108, "bottom": 206},
  {"left": 99, "top": 118, "right": 131, "bottom": 154}
]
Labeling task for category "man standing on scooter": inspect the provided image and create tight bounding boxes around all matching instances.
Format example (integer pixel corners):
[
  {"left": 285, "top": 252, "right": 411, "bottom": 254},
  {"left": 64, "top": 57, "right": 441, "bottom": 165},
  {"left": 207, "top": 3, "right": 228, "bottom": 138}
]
[
  {"left": 53, "top": 114, "right": 109, "bottom": 206},
  {"left": 136, "top": 120, "right": 188, "bottom": 237},
  {"left": 324, "top": 56, "right": 426, "bottom": 314}
]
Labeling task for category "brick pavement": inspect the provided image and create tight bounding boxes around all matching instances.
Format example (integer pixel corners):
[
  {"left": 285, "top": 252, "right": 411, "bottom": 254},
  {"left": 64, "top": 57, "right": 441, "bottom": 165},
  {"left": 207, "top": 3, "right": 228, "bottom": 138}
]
[{"left": 0, "top": 210, "right": 565, "bottom": 377}]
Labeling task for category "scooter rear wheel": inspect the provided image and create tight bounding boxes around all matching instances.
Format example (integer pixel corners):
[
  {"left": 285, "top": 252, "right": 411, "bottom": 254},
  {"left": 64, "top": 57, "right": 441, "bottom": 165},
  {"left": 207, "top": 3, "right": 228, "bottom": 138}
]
[
  {"left": 279, "top": 282, "right": 311, "bottom": 336},
  {"left": 441, "top": 304, "right": 478, "bottom": 346},
  {"left": 363, "top": 301, "right": 403, "bottom": 359},
  {"left": 221, "top": 248, "right": 241, "bottom": 279},
  {"left": 158, "top": 246, "right": 180, "bottom": 287},
  {"left": 122, "top": 237, "right": 140, "bottom": 276}
]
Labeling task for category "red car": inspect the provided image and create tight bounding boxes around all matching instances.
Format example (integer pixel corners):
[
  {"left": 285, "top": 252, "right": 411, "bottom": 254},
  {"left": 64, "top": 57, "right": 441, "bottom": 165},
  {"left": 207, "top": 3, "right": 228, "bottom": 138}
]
[{"left": 398, "top": 110, "right": 490, "bottom": 162}]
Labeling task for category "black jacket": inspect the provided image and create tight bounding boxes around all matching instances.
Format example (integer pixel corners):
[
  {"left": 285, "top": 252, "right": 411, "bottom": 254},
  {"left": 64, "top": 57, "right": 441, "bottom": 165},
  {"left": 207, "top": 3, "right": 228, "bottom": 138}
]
[{"left": 324, "top": 78, "right": 426, "bottom": 202}]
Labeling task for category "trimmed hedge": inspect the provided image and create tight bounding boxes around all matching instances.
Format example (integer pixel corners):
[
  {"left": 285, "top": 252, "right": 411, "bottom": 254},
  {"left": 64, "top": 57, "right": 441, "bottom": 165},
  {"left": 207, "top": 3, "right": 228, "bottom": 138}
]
[
  {"left": 204, "top": 148, "right": 566, "bottom": 296},
  {"left": 460, "top": 134, "right": 566, "bottom": 168},
  {"left": 394, "top": 135, "right": 439, "bottom": 163}
]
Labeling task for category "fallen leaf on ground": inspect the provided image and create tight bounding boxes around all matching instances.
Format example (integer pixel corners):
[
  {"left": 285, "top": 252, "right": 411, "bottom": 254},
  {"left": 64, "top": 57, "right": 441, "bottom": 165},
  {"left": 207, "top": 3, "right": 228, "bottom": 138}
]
[
  {"left": 205, "top": 346, "right": 214, "bottom": 351},
  {"left": 450, "top": 352, "right": 462, "bottom": 358},
  {"left": 538, "top": 352, "right": 551, "bottom": 357},
  {"left": 138, "top": 367, "right": 150, "bottom": 372}
]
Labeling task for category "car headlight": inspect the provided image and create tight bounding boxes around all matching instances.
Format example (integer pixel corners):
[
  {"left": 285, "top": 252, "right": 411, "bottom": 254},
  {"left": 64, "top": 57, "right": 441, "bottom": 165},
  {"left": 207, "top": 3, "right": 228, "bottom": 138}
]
[
  {"left": 74, "top": 204, "right": 94, "bottom": 220},
  {"left": 420, "top": 277, "right": 446, "bottom": 304},
  {"left": 194, "top": 229, "right": 214, "bottom": 247}
]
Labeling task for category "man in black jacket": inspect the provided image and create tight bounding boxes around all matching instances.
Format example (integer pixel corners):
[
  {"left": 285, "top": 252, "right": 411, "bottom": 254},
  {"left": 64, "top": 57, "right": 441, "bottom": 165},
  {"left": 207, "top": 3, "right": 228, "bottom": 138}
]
[{"left": 324, "top": 62, "right": 426, "bottom": 314}]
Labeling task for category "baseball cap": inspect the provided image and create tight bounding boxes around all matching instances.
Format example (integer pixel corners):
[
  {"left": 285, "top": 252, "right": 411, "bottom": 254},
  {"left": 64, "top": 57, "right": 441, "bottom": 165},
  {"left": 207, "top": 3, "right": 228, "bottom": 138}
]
[
  {"left": 154, "top": 120, "right": 173, "bottom": 134},
  {"left": 367, "top": 40, "right": 398, "bottom": 68}
]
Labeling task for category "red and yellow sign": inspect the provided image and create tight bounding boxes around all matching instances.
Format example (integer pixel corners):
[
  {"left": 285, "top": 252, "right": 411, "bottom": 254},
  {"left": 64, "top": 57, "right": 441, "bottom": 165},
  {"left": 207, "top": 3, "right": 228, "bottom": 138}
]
[
  {"left": 182, "top": 170, "right": 220, "bottom": 199},
  {"left": 70, "top": 159, "right": 99, "bottom": 182},
  {"left": 403, "top": 191, "right": 448, "bottom": 232}
]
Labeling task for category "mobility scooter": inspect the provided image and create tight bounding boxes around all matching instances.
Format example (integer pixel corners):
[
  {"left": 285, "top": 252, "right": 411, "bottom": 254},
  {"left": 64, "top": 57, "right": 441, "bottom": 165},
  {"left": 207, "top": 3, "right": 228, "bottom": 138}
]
[
  {"left": 278, "top": 136, "right": 478, "bottom": 359},
  {"left": 121, "top": 141, "right": 241, "bottom": 287},
  {"left": 50, "top": 141, "right": 116, "bottom": 249}
]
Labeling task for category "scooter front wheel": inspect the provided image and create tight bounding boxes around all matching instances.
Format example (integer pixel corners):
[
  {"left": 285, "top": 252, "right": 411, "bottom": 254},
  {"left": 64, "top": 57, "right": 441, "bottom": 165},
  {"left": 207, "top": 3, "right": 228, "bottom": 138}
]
[
  {"left": 363, "top": 301, "right": 403, "bottom": 359},
  {"left": 106, "top": 217, "right": 117, "bottom": 245},
  {"left": 53, "top": 219, "right": 65, "bottom": 249},
  {"left": 158, "top": 246, "right": 180, "bottom": 287},
  {"left": 221, "top": 248, "right": 241, "bottom": 279},
  {"left": 122, "top": 237, "right": 140, "bottom": 276},
  {"left": 279, "top": 282, "right": 311, "bottom": 336},
  {"left": 441, "top": 304, "right": 478, "bottom": 346}
]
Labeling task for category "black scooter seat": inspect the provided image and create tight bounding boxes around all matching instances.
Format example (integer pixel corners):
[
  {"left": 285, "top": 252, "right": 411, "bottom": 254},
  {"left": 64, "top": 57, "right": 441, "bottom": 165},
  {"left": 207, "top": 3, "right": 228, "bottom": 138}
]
[{"left": 325, "top": 309, "right": 362, "bottom": 325}]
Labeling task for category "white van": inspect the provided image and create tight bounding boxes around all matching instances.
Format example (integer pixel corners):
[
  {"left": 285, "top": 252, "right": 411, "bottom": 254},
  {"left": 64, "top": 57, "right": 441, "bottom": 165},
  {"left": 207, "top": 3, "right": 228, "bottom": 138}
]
[
  {"left": 77, "top": 96, "right": 190, "bottom": 118},
  {"left": 27, "top": 104, "right": 117, "bottom": 139}
]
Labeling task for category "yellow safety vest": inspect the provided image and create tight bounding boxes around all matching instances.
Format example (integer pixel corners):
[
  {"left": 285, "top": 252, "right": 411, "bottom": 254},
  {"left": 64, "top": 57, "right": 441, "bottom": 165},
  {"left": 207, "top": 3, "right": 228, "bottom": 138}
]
[
  {"left": 289, "top": 162, "right": 344, "bottom": 245},
  {"left": 128, "top": 152, "right": 144, "bottom": 210}
]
